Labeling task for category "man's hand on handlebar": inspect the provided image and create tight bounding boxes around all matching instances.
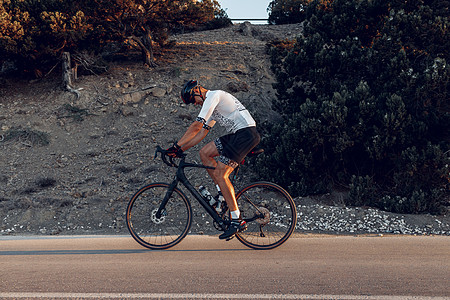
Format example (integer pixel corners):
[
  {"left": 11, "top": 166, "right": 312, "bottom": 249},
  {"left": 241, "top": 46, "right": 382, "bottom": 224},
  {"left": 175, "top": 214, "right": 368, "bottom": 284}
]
[{"left": 166, "top": 142, "right": 184, "bottom": 158}]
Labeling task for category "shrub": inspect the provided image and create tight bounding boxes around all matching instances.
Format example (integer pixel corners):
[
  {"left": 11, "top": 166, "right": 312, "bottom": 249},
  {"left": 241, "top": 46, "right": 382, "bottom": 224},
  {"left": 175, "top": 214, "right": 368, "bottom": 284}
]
[
  {"left": 0, "top": 0, "right": 93, "bottom": 76},
  {"left": 348, "top": 175, "right": 377, "bottom": 207},
  {"left": 258, "top": 0, "right": 449, "bottom": 214},
  {"left": 203, "top": 8, "right": 232, "bottom": 30},
  {"left": 268, "top": 0, "right": 312, "bottom": 24},
  {"left": 0, "top": 0, "right": 229, "bottom": 74}
]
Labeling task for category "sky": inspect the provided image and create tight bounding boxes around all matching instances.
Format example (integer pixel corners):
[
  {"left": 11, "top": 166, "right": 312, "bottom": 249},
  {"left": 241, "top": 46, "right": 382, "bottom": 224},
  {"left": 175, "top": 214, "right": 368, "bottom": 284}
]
[{"left": 217, "top": 0, "right": 272, "bottom": 22}]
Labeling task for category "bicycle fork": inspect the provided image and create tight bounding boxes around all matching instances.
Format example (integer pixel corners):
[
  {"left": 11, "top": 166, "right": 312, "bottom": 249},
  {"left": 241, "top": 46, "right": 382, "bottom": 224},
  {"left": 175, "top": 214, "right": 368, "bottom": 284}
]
[{"left": 156, "top": 178, "right": 179, "bottom": 219}]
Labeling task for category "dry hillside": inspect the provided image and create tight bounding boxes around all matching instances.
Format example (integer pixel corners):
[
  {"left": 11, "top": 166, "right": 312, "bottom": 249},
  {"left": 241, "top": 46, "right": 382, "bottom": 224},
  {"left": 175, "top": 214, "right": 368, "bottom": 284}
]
[{"left": 0, "top": 23, "right": 448, "bottom": 236}]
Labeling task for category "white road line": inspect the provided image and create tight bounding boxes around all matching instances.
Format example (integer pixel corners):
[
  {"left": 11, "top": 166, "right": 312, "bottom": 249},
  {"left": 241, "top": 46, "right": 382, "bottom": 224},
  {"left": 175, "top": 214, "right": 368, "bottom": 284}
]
[{"left": 0, "top": 293, "right": 446, "bottom": 299}]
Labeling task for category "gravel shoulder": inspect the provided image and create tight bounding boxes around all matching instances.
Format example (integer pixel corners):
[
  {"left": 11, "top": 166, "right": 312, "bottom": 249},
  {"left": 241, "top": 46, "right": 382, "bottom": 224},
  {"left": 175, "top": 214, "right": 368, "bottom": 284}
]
[{"left": 0, "top": 23, "right": 448, "bottom": 237}]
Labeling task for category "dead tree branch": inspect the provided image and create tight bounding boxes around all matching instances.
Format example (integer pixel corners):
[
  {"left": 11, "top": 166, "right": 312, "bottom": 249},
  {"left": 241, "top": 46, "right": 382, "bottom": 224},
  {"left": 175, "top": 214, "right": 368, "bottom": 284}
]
[{"left": 62, "top": 52, "right": 83, "bottom": 99}]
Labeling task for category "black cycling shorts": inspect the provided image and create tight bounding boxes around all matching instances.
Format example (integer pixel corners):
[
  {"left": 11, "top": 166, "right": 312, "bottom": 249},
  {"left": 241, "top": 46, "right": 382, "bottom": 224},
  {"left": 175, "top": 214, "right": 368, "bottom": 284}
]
[{"left": 214, "top": 126, "right": 260, "bottom": 168}]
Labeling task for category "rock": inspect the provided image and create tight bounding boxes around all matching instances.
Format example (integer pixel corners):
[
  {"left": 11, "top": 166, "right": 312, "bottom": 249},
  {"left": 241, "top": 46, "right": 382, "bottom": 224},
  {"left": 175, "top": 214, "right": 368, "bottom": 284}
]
[
  {"left": 119, "top": 91, "right": 144, "bottom": 105},
  {"left": 121, "top": 106, "right": 134, "bottom": 116},
  {"left": 226, "top": 81, "right": 249, "bottom": 93},
  {"left": 238, "top": 21, "right": 254, "bottom": 36},
  {"left": 151, "top": 87, "right": 166, "bottom": 98}
]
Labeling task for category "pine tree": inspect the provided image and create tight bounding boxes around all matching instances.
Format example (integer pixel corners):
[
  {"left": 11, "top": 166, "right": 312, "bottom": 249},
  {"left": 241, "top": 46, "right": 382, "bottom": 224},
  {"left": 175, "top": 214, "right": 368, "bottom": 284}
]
[
  {"left": 260, "top": 0, "right": 449, "bottom": 214},
  {"left": 268, "top": 0, "right": 312, "bottom": 24}
]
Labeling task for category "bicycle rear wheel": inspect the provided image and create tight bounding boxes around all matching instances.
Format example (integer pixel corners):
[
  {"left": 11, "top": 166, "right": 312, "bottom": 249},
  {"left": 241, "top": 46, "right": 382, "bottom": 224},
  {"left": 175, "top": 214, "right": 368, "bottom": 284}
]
[
  {"left": 235, "top": 181, "right": 297, "bottom": 250},
  {"left": 126, "top": 182, "right": 192, "bottom": 250}
]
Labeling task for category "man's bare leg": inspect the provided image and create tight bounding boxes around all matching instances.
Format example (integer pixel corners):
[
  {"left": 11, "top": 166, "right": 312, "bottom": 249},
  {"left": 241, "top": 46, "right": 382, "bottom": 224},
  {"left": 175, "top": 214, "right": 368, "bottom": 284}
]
[
  {"left": 199, "top": 141, "right": 219, "bottom": 181},
  {"left": 214, "top": 162, "right": 238, "bottom": 212},
  {"left": 199, "top": 142, "right": 238, "bottom": 213}
]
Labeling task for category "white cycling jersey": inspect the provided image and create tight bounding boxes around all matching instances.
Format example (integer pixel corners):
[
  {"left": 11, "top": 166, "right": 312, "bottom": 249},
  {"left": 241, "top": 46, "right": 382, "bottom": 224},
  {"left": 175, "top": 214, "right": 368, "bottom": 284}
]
[{"left": 197, "top": 90, "right": 256, "bottom": 133}]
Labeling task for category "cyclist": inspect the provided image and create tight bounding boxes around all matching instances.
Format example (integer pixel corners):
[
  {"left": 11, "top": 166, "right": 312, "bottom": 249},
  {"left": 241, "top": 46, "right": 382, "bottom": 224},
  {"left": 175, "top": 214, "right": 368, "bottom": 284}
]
[{"left": 167, "top": 80, "right": 260, "bottom": 240}]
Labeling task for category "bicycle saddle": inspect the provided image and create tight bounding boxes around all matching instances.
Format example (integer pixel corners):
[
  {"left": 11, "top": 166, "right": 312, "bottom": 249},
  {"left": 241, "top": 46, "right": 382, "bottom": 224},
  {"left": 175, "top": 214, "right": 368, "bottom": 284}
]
[{"left": 247, "top": 147, "right": 264, "bottom": 158}]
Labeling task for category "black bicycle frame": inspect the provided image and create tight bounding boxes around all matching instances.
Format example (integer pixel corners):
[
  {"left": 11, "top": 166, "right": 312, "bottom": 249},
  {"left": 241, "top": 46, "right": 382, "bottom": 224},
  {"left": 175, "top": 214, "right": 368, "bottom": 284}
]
[{"left": 156, "top": 155, "right": 228, "bottom": 229}]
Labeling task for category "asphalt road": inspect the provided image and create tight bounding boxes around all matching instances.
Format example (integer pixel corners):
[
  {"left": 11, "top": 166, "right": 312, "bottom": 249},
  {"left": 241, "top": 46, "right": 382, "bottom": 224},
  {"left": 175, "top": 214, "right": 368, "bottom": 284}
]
[{"left": 0, "top": 235, "right": 449, "bottom": 299}]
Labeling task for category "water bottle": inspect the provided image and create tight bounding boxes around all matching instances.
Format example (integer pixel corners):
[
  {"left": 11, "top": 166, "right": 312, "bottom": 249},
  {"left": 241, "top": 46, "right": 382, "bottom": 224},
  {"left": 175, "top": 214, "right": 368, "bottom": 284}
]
[
  {"left": 215, "top": 194, "right": 224, "bottom": 213},
  {"left": 199, "top": 186, "right": 216, "bottom": 207}
]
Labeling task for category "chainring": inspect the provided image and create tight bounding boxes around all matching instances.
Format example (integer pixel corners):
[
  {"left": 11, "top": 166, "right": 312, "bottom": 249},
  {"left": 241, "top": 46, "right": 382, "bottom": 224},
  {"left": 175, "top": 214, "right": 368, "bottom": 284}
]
[
  {"left": 213, "top": 213, "right": 230, "bottom": 231},
  {"left": 213, "top": 221, "right": 224, "bottom": 231}
]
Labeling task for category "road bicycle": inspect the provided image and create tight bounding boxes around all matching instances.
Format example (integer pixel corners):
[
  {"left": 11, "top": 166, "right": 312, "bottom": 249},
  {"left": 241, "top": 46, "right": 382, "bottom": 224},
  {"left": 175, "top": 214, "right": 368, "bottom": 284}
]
[{"left": 126, "top": 146, "right": 297, "bottom": 250}]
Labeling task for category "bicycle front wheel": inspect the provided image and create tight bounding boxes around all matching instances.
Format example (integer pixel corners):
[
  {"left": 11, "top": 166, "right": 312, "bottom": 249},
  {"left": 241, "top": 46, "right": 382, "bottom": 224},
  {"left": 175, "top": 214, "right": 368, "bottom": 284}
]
[
  {"left": 235, "top": 182, "right": 297, "bottom": 250},
  {"left": 126, "top": 182, "right": 192, "bottom": 250}
]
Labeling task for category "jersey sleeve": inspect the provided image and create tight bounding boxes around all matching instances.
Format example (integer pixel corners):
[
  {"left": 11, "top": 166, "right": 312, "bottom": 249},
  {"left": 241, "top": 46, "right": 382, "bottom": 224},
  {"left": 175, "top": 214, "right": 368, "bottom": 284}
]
[{"left": 197, "top": 92, "right": 219, "bottom": 129}]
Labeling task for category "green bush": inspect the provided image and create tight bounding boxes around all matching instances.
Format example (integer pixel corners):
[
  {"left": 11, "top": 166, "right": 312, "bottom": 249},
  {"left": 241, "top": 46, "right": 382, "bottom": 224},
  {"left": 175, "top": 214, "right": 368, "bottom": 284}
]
[
  {"left": 348, "top": 175, "right": 377, "bottom": 207},
  {"left": 268, "top": 0, "right": 312, "bottom": 25},
  {"left": 258, "top": 0, "right": 449, "bottom": 214}
]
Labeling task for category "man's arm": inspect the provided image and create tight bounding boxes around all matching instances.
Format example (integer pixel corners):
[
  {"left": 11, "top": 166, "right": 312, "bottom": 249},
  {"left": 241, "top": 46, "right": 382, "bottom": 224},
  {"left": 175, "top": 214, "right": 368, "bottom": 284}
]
[{"left": 177, "top": 121, "right": 209, "bottom": 151}]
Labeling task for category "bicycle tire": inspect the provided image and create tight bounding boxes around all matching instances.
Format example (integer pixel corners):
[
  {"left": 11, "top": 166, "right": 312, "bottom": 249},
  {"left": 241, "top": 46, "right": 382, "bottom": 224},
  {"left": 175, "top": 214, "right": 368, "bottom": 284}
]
[
  {"left": 126, "top": 182, "right": 192, "bottom": 250},
  {"left": 235, "top": 181, "right": 297, "bottom": 250}
]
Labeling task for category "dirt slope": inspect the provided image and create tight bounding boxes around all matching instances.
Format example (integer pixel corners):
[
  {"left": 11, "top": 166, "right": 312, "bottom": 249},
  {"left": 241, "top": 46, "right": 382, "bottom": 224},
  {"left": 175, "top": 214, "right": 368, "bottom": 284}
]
[{"left": 0, "top": 23, "right": 448, "bottom": 236}]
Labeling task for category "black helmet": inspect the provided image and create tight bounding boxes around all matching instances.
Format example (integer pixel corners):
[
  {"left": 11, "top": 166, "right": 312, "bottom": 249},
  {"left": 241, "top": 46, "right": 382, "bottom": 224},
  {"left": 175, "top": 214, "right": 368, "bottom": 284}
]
[{"left": 180, "top": 80, "right": 198, "bottom": 104}]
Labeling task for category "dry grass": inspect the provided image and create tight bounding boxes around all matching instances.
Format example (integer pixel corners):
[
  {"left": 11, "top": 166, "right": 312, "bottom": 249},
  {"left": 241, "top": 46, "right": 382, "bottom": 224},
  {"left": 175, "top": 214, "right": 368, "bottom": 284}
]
[{"left": 3, "top": 126, "right": 50, "bottom": 146}]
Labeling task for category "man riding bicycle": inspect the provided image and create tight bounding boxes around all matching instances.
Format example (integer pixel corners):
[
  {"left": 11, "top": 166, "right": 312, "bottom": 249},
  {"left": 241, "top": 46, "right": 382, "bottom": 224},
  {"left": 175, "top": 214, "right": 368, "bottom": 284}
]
[{"left": 166, "top": 80, "right": 260, "bottom": 240}]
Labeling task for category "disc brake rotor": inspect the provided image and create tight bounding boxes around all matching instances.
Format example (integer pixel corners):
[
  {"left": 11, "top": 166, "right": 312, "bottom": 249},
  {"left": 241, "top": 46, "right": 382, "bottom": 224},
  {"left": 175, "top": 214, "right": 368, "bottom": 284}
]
[
  {"left": 255, "top": 207, "right": 270, "bottom": 225},
  {"left": 150, "top": 208, "right": 166, "bottom": 224}
]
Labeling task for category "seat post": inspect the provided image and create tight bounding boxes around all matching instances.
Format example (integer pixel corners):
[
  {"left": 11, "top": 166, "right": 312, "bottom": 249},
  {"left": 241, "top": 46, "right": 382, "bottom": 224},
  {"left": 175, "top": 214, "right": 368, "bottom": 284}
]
[{"left": 230, "top": 165, "right": 240, "bottom": 184}]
